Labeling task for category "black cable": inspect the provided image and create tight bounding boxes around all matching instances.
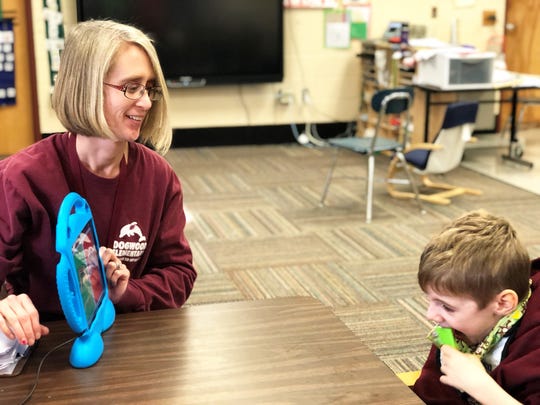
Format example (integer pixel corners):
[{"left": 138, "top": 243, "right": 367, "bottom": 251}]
[{"left": 18, "top": 337, "right": 76, "bottom": 405}]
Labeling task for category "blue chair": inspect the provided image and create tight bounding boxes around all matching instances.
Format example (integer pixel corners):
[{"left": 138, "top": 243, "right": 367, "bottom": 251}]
[
  {"left": 386, "top": 101, "right": 482, "bottom": 204},
  {"left": 318, "top": 87, "right": 423, "bottom": 223}
]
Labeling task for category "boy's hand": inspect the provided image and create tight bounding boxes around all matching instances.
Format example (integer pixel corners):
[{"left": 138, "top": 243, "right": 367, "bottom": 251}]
[
  {"left": 439, "top": 345, "right": 522, "bottom": 404},
  {"left": 439, "top": 345, "right": 490, "bottom": 393}
]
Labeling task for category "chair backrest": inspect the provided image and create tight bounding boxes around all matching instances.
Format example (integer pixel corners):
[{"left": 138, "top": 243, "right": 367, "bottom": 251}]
[
  {"left": 370, "top": 87, "right": 414, "bottom": 149},
  {"left": 371, "top": 87, "right": 414, "bottom": 115},
  {"left": 421, "top": 101, "right": 479, "bottom": 174}
]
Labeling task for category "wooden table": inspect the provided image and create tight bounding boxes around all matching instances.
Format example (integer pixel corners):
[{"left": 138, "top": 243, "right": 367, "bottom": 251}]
[
  {"left": 413, "top": 72, "right": 540, "bottom": 168},
  {"left": 0, "top": 297, "right": 423, "bottom": 404}
]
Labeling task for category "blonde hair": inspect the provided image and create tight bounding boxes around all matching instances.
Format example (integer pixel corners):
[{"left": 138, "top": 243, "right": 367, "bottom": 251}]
[
  {"left": 52, "top": 19, "right": 172, "bottom": 154},
  {"left": 418, "top": 210, "right": 530, "bottom": 308}
]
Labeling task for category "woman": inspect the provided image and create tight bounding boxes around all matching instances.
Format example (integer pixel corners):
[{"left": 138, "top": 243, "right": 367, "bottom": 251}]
[{"left": 0, "top": 20, "right": 197, "bottom": 346}]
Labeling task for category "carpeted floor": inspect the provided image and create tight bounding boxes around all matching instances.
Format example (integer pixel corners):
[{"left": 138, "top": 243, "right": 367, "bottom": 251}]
[{"left": 167, "top": 142, "right": 540, "bottom": 375}]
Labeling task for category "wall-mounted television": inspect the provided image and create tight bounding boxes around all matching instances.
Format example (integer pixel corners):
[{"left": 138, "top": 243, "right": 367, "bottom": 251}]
[{"left": 76, "top": 0, "right": 284, "bottom": 87}]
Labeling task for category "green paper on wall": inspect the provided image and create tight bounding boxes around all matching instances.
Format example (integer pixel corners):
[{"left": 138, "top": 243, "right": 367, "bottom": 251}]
[{"left": 351, "top": 22, "right": 367, "bottom": 39}]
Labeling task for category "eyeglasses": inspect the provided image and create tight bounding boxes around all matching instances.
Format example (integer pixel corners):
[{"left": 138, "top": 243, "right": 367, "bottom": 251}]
[{"left": 104, "top": 82, "right": 163, "bottom": 101}]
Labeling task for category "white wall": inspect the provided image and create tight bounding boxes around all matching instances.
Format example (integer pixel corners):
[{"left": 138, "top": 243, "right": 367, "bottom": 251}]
[
  {"left": 32, "top": 0, "right": 505, "bottom": 134},
  {"left": 368, "top": 0, "right": 505, "bottom": 49}
]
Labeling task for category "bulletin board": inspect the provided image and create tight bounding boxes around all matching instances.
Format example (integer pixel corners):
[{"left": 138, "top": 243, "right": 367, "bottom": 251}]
[
  {"left": 324, "top": 9, "right": 351, "bottom": 48},
  {"left": 284, "top": 0, "right": 338, "bottom": 7},
  {"left": 283, "top": 0, "right": 371, "bottom": 43},
  {"left": 283, "top": 0, "right": 370, "bottom": 7},
  {"left": 42, "top": 0, "right": 64, "bottom": 93},
  {"left": 0, "top": 18, "right": 15, "bottom": 106}
]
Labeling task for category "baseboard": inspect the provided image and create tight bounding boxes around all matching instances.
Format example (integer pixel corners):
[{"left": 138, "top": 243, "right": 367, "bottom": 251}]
[{"left": 171, "top": 122, "right": 354, "bottom": 148}]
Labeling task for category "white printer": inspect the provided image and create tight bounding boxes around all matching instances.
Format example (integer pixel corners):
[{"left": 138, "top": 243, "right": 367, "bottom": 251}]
[{"left": 414, "top": 47, "right": 496, "bottom": 89}]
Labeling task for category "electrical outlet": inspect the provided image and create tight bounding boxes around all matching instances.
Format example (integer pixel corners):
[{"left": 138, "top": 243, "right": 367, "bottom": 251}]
[
  {"left": 302, "top": 88, "right": 312, "bottom": 105},
  {"left": 276, "top": 90, "right": 294, "bottom": 105}
]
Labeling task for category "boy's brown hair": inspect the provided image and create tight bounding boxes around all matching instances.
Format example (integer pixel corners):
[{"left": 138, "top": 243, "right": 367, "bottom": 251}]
[{"left": 418, "top": 210, "right": 530, "bottom": 308}]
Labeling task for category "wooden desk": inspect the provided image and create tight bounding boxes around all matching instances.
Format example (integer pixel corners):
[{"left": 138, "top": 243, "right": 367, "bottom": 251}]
[
  {"left": 0, "top": 297, "right": 423, "bottom": 404},
  {"left": 413, "top": 73, "right": 540, "bottom": 168}
]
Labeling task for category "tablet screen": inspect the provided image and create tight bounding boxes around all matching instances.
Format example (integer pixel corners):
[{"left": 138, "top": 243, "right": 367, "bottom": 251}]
[{"left": 72, "top": 221, "right": 105, "bottom": 326}]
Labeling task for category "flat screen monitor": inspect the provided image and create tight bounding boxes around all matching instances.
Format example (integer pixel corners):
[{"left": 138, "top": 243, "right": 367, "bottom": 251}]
[
  {"left": 56, "top": 192, "right": 115, "bottom": 368},
  {"left": 76, "top": 0, "right": 284, "bottom": 87}
]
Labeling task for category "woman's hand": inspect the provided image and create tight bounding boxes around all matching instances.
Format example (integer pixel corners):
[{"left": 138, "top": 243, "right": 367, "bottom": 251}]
[
  {"left": 100, "top": 247, "right": 130, "bottom": 303},
  {"left": 0, "top": 294, "right": 49, "bottom": 346}
]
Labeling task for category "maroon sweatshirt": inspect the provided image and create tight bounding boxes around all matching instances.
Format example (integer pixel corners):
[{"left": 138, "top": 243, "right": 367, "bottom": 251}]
[
  {"left": 413, "top": 262, "right": 540, "bottom": 404},
  {"left": 0, "top": 133, "right": 196, "bottom": 318}
]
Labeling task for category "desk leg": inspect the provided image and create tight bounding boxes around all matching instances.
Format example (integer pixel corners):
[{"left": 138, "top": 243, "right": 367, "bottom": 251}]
[{"left": 501, "top": 88, "right": 534, "bottom": 168}]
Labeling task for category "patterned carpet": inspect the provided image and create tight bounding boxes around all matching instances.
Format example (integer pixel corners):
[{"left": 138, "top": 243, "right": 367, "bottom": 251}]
[{"left": 166, "top": 143, "right": 540, "bottom": 375}]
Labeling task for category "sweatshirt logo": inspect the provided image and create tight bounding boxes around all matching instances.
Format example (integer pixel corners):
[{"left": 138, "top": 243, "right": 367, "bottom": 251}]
[
  {"left": 113, "top": 221, "right": 147, "bottom": 263},
  {"left": 119, "top": 222, "right": 147, "bottom": 242}
]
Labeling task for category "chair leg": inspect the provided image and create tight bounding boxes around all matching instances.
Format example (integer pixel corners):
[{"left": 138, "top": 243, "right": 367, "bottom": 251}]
[
  {"left": 517, "top": 103, "right": 527, "bottom": 132},
  {"left": 395, "top": 152, "right": 425, "bottom": 215},
  {"left": 386, "top": 155, "right": 401, "bottom": 196},
  {"left": 320, "top": 148, "right": 339, "bottom": 206},
  {"left": 386, "top": 155, "right": 420, "bottom": 200},
  {"left": 365, "top": 154, "right": 375, "bottom": 223}
]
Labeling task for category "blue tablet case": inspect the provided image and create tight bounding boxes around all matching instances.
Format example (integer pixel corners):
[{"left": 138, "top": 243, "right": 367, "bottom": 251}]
[{"left": 56, "top": 192, "right": 115, "bottom": 368}]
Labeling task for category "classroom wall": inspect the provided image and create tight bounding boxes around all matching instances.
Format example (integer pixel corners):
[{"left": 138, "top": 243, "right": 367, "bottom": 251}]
[{"left": 32, "top": 0, "right": 505, "bottom": 135}]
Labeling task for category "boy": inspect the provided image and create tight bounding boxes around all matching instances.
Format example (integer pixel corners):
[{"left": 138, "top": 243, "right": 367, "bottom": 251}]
[{"left": 413, "top": 210, "right": 540, "bottom": 404}]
